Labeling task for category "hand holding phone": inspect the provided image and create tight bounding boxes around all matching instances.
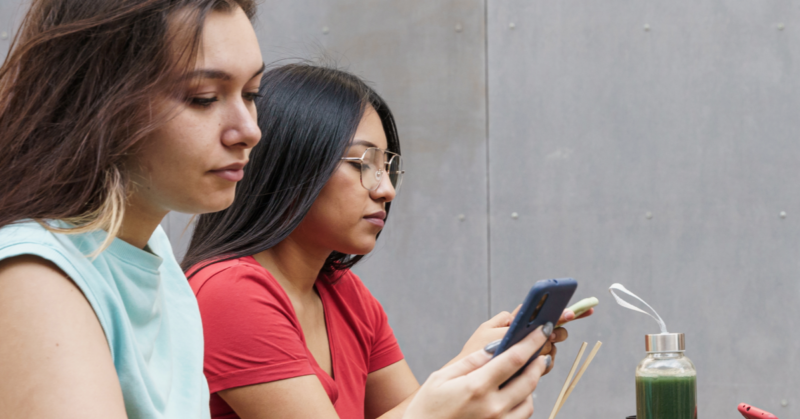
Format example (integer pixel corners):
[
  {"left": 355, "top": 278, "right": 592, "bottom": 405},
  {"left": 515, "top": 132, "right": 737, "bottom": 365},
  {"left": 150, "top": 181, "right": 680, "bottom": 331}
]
[{"left": 490, "top": 278, "right": 578, "bottom": 386}]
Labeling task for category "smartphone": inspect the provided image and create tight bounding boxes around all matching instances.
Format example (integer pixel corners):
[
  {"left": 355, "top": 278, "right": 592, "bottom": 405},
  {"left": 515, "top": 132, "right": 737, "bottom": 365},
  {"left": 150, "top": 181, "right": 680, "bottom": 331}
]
[{"left": 492, "top": 278, "right": 578, "bottom": 386}]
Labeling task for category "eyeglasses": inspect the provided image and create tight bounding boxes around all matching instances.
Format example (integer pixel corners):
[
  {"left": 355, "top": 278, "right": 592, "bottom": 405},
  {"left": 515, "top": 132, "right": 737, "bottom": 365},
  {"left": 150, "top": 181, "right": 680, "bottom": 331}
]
[{"left": 340, "top": 147, "right": 404, "bottom": 192}]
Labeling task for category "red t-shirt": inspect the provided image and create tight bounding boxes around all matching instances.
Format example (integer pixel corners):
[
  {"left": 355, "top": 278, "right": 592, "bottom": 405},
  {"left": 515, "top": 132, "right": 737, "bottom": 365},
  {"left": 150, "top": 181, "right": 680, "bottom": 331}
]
[{"left": 188, "top": 256, "right": 404, "bottom": 419}]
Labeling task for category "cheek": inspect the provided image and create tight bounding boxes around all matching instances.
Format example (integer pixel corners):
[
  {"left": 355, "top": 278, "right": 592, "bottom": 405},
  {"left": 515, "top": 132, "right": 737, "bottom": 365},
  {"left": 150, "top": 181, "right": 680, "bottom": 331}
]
[
  {"left": 138, "top": 124, "right": 196, "bottom": 179},
  {"left": 303, "top": 172, "right": 366, "bottom": 235},
  {"left": 161, "top": 114, "right": 212, "bottom": 158},
  {"left": 129, "top": 112, "right": 225, "bottom": 209}
]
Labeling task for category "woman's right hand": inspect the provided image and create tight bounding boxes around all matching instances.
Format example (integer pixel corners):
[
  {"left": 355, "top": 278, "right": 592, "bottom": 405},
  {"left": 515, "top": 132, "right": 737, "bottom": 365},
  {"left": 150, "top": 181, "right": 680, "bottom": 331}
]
[{"left": 403, "top": 323, "right": 554, "bottom": 419}]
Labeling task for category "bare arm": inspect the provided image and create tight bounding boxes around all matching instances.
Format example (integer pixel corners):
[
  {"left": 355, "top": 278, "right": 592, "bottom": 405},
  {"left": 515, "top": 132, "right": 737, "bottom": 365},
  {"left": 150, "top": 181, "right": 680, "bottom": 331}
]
[
  {"left": 364, "top": 360, "right": 419, "bottom": 419},
  {"left": 219, "top": 360, "right": 420, "bottom": 419},
  {"left": 0, "top": 255, "right": 127, "bottom": 419},
  {"left": 219, "top": 375, "right": 339, "bottom": 419}
]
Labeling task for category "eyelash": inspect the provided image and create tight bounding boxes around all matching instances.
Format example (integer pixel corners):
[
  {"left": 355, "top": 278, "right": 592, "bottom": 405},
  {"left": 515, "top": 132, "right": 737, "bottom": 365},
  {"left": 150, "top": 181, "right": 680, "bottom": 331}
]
[
  {"left": 190, "top": 97, "right": 218, "bottom": 107},
  {"left": 243, "top": 92, "right": 263, "bottom": 102},
  {"left": 188, "top": 92, "right": 263, "bottom": 108}
]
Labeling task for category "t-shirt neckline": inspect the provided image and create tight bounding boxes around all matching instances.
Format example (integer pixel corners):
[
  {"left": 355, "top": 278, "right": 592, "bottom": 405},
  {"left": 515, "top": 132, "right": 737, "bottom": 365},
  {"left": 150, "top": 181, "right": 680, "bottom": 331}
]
[{"left": 243, "top": 255, "right": 337, "bottom": 382}]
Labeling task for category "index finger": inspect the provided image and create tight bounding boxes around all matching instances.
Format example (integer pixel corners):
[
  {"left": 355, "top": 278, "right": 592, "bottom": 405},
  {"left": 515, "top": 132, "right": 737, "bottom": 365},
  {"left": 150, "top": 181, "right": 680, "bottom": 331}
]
[
  {"left": 556, "top": 306, "right": 595, "bottom": 327},
  {"left": 576, "top": 307, "right": 594, "bottom": 319},
  {"left": 469, "top": 322, "right": 552, "bottom": 386}
]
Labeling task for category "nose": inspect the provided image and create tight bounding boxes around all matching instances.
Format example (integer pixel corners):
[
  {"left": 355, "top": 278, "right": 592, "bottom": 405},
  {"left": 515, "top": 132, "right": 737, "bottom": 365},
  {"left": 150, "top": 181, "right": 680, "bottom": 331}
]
[
  {"left": 220, "top": 98, "right": 261, "bottom": 150},
  {"left": 370, "top": 170, "right": 396, "bottom": 203}
]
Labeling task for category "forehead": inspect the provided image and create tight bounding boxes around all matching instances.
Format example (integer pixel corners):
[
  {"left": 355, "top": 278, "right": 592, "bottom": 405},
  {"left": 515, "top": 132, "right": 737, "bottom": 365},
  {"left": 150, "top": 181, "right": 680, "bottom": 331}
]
[
  {"left": 196, "top": 8, "right": 262, "bottom": 76},
  {"left": 352, "top": 106, "right": 388, "bottom": 150}
]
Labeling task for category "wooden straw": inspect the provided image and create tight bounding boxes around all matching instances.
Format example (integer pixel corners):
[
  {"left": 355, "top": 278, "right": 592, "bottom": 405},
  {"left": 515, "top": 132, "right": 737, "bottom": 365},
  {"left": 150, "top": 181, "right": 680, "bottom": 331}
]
[
  {"left": 548, "top": 342, "right": 587, "bottom": 419},
  {"left": 555, "top": 341, "right": 603, "bottom": 416}
]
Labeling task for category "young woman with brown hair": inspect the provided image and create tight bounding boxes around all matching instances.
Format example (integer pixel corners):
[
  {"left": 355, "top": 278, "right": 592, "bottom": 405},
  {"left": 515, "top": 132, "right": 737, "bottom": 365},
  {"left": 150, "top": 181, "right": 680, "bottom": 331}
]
[{"left": 0, "top": 0, "right": 264, "bottom": 417}]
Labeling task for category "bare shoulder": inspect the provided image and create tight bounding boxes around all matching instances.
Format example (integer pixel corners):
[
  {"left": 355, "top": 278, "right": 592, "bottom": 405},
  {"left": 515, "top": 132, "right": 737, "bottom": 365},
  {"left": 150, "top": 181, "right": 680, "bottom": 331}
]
[
  {"left": 0, "top": 254, "right": 83, "bottom": 300},
  {"left": 0, "top": 255, "right": 127, "bottom": 418}
]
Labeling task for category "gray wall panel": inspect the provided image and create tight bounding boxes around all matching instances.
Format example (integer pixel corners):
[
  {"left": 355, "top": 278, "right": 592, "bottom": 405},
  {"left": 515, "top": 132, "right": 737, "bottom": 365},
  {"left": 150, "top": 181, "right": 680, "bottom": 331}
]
[
  {"left": 0, "top": 0, "right": 23, "bottom": 62},
  {"left": 489, "top": 1, "right": 799, "bottom": 417}
]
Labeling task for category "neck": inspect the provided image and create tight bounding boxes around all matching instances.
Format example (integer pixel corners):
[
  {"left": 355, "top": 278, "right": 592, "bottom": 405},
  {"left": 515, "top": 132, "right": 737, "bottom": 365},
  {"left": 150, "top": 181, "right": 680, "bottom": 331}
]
[
  {"left": 253, "top": 235, "right": 331, "bottom": 297},
  {"left": 116, "top": 193, "right": 169, "bottom": 250}
]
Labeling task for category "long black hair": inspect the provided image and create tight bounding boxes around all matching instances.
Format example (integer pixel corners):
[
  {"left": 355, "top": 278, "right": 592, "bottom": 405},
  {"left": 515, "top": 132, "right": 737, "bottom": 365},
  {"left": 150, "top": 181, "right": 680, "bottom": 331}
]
[{"left": 182, "top": 63, "right": 401, "bottom": 277}]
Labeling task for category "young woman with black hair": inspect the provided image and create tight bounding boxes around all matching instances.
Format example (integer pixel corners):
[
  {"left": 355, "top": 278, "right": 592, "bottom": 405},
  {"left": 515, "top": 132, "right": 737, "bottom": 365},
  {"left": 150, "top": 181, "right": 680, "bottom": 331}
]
[
  {"left": 184, "top": 64, "right": 592, "bottom": 419},
  {"left": 0, "top": 0, "right": 264, "bottom": 417}
]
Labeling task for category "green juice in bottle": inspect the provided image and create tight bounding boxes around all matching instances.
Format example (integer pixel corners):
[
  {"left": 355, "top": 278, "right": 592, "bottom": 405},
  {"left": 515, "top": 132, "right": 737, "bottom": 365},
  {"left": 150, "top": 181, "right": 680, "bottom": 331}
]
[{"left": 635, "top": 333, "right": 697, "bottom": 419}]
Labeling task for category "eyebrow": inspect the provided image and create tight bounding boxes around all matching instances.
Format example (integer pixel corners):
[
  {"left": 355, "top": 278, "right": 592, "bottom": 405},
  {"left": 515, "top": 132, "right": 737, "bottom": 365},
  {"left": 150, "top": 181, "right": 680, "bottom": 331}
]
[
  {"left": 185, "top": 62, "right": 266, "bottom": 81},
  {"left": 351, "top": 140, "right": 378, "bottom": 148}
]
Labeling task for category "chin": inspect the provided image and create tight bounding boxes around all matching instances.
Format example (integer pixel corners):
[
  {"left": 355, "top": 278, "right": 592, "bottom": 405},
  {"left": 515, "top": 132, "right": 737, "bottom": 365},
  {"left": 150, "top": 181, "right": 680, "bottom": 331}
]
[
  {"left": 178, "top": 192, "right": 236, "bottom": 214},
  {"left": 339, "top": 240, "right": 377, "bottom": 256}
]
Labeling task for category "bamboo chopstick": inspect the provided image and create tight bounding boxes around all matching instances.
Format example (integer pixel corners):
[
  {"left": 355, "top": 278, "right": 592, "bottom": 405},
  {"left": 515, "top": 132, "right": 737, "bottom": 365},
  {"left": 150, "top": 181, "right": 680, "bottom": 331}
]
[
  {"left": 548, "top": 342, "right": 587, "bottom": 419},
  {"left": 555, "top": 341, "right": 603, "bottom": 416}
]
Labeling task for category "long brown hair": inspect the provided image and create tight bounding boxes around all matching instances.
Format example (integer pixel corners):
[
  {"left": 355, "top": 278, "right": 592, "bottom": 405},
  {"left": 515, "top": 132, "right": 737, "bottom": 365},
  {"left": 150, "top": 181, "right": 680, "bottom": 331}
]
[{"left": 0, "top": 0, "right": 255, "bottom": 251}]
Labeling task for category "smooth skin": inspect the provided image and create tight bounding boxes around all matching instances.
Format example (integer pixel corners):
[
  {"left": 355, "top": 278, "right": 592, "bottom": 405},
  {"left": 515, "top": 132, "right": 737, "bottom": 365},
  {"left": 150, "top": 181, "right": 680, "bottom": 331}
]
[
  {"left": 405, "top": 325, "right": 554, "bottom": 419},
  {"left": 224, "top": 106, "right": 593, "bottom": 419},
  {"left": 0, "top": 7, "right": 263, "bottom": 418}
]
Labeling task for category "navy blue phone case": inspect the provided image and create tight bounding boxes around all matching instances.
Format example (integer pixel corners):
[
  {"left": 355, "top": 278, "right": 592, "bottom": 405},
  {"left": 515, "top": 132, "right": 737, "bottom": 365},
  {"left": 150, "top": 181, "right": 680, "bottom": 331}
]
[{"left": 492, "top": 278, "right": 578, "bottom": 386}]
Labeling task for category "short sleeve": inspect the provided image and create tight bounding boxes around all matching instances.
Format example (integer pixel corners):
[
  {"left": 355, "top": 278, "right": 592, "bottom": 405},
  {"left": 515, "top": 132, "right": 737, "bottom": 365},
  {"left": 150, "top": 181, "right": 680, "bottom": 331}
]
[
  {"left": 367, "top": 298, "right": 403, "bottom": 373},
  {"left": 342, "top": 273, "right": 404, "bottom": 373},
  {"left": 192, "top": 262, "right": 315, "bottom": 393}
]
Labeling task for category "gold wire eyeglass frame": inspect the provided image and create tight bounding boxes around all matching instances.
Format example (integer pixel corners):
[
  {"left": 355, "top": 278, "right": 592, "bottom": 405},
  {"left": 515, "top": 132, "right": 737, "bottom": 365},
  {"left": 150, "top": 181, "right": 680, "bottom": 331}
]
[{"left": 340, "top": 147, "right": 405, "bottom": 192}]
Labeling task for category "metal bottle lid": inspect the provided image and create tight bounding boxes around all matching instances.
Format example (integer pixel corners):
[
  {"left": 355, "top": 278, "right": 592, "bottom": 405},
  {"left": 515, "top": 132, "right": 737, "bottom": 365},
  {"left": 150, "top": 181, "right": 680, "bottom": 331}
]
[{"left": 645, "top": 333, "right": 685, "bottom": 352}]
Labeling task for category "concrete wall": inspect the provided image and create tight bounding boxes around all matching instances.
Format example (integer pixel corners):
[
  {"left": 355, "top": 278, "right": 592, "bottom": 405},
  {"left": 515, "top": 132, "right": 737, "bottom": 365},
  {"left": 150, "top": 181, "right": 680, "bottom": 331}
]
[{"left": 2, "top": 0, "right": 798, "bottom": 417}]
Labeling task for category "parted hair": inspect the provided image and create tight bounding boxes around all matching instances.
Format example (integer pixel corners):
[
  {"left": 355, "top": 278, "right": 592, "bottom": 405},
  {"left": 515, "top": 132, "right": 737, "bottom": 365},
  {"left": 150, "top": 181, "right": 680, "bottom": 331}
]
[
  {"left": 182, "top": 64, "right": 401, "bottom": 277},
  {"left": 0, "top": 0, "right": 256, "bottom": 253}
]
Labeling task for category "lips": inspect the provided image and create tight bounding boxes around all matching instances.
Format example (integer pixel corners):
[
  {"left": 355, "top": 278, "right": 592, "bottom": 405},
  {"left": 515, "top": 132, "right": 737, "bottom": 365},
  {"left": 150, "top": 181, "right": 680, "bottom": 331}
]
[
  {"left": 210, "top": 162, "right": 246, "bottom": 182},
  {"left": 364, "top": 211, "right": 386, "bottom": 228}
]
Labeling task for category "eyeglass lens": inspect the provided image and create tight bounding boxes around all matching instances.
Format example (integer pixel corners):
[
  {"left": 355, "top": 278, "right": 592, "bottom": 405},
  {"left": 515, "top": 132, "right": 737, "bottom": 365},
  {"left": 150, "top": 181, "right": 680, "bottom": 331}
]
[
  {"left": 359, "top": 148, "right": 403, "bottom": 192},
  {"left": 387, "top": 153, "right": 403, "bottom": 190}
]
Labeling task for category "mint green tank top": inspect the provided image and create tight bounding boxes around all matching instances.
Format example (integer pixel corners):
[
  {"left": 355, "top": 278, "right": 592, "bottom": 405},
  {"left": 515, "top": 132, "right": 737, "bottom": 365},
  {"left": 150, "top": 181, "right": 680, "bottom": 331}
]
[{"left": 0, "top": 221, "right": 210, "bottom": 418}]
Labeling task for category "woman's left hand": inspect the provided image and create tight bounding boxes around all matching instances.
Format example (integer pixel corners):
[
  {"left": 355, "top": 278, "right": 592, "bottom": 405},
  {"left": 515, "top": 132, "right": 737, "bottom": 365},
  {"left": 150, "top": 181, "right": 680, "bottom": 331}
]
[
  {"left": 449, "top": 306, "right": 595, "bottom": 374},
  {"left": 539, "top": 307, "right": 595, "bottom": 374},
  {"left": 447, "top": 309, "right": 517, "bottom": 367}
]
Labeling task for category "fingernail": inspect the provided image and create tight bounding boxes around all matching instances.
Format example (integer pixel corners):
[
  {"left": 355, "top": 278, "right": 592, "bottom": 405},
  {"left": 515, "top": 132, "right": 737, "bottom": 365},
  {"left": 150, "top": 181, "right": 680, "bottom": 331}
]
[
  {"left": 542, "top": 322, "right": 554, "bottom": 338},
  {"left": 544, "top": 354, "right": 552, "bottom": 369},
  {"left": 484, "top": 339, "right": 502, "bottom": 354}
]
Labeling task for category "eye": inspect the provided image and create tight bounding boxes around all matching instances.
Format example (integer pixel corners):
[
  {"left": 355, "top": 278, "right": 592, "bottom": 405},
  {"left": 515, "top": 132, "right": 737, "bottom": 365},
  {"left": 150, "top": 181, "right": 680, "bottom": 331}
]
[
  {"left": 243, "top": 91, "right": 263, "bottom": 102},
  {"left": 190, "top": 97, "right": 218, "bottom": 107},
  {"left": 347, "top": 161, "right": 362, "bottom": 169}
]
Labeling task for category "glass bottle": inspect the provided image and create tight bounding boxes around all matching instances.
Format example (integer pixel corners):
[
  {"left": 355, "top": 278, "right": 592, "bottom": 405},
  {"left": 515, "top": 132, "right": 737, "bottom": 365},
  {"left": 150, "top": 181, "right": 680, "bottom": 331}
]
[{"left": 635, "top": 333, "right": 697, "bottom": 419}]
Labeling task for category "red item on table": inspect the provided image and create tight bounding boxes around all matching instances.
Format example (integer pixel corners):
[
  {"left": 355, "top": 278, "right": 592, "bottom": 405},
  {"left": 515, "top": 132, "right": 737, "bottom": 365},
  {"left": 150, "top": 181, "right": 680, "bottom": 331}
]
[{"left": 739, "top": 403, "right": 778, "bottom": 419}]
